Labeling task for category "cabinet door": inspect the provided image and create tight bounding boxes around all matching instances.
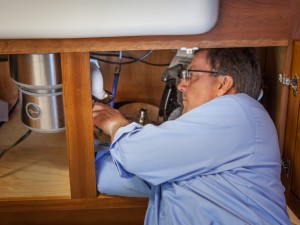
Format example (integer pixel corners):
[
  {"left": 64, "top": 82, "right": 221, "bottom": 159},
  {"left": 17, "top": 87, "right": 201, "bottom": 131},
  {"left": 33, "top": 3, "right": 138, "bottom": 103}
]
[{"left": 282, "top": 41, "right": 300, "bottom": 218}]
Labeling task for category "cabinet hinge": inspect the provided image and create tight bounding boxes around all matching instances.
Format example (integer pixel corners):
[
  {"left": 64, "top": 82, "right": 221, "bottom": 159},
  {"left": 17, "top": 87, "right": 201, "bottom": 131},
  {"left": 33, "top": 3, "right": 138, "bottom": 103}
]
[
  {"left": 281, "top": 159, "right": 291, "bottom": 178},
  {"left": 279, "top": 74, "right": 298, "bottom": 96}
]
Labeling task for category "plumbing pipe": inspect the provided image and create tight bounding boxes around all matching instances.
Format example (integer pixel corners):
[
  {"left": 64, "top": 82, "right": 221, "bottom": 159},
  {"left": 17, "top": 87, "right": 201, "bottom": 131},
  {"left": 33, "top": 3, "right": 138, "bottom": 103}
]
[{"left": 90, "top": 59, "right": 107, "bottom": 100}]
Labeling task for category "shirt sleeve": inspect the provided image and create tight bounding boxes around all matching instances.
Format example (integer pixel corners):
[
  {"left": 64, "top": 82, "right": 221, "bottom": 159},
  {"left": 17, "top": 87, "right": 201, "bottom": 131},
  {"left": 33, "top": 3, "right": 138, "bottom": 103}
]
[
  {"left": 95, "top": 140, "right": 151, "bottom": 197},
  {"left": 109, "top": 95, "right": 262, "bottom": 185}
]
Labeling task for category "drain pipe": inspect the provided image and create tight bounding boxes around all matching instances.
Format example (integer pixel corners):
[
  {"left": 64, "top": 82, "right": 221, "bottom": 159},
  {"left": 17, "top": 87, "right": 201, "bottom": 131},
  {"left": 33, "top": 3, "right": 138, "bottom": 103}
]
[{"left": 90, "top": 59, "right": 107, "bottom": 101}]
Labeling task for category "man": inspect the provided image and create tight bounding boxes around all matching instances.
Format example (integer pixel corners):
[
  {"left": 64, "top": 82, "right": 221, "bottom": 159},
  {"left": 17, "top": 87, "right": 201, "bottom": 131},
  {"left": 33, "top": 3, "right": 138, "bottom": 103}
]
[{"left": 93, "top": 48, "right": 291, "bottom": 225}]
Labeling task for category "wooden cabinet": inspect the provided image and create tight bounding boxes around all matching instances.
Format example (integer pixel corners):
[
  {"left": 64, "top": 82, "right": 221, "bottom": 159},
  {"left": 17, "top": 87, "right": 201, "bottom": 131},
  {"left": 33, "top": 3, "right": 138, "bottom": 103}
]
[
  {"left": 0, "top": 0, "right": 300, "bottom": 224},
  {"left": 282, "top": 42, "right": 300, "bottom": 219}
]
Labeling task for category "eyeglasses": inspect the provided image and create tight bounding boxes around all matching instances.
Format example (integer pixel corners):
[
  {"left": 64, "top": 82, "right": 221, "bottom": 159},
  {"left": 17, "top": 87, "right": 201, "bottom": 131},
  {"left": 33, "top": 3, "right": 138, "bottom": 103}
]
[{"left": 180, "top": 69, "right": 223, "bottom": 81}]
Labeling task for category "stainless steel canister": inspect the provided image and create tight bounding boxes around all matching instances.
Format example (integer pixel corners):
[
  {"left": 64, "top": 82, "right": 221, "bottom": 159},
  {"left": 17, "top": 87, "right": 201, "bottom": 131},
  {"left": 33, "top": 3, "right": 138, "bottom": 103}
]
[
  {"left": 9, "top": 53, "right": 65, "bottom": 133},
  {"left": 9, "top": 53, "right": 62, "bottom": 89}
]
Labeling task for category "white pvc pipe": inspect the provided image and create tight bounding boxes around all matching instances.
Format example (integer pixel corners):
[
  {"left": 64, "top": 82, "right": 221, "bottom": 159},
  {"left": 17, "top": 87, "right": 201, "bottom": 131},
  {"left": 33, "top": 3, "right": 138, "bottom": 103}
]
[{"left": 90, "top": 59, "right": 107, "bottom": 100}]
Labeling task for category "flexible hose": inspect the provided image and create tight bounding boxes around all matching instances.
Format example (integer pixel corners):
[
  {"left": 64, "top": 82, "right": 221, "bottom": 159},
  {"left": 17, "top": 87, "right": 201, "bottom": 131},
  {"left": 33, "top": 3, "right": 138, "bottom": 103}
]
[{"left": 110, "top": 51, "right": 122, "bottom": 108}]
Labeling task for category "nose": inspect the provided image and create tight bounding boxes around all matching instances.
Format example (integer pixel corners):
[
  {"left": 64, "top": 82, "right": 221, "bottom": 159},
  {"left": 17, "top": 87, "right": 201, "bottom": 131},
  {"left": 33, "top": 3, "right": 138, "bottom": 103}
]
[{"left": 177, "top": 79, "right": 188, "bottom": 93}]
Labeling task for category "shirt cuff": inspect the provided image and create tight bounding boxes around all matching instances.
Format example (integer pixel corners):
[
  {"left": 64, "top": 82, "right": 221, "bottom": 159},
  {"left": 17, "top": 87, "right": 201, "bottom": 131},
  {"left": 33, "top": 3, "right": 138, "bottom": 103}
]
[{"left": 112, "top": 122, "right": 143, "bottom": 145}]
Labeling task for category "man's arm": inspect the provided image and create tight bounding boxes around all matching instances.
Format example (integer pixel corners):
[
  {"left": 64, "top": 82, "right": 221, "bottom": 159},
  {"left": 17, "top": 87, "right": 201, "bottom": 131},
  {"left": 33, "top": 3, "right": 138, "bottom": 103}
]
[
  {"left": 95, "top": 140, "right": 151, "bottom": 197},
  {"left": 97, "top": 96, "right": 257, "bottom": 186}
]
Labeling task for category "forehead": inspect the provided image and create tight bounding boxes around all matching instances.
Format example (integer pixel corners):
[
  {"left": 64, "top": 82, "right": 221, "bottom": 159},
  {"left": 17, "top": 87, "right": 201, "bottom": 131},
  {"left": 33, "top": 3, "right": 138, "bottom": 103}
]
[{"left": 190, "top": 51, "right": 211, "bottom": 69}]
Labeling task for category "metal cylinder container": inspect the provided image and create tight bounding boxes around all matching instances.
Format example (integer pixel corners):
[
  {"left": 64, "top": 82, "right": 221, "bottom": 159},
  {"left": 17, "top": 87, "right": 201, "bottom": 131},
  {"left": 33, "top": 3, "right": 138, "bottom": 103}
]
[
  {"left": 9, "top": 53, "right": 65, "bottom": 133},
  {"left": 9, "top": 53, "right": 62, "bottom": 89}
]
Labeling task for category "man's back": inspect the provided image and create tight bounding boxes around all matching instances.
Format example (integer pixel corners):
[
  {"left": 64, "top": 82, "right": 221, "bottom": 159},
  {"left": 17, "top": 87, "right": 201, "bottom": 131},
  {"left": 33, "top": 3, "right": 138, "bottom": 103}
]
[{"left": 97, "top": 94, "right": 291, "bottom": 224}]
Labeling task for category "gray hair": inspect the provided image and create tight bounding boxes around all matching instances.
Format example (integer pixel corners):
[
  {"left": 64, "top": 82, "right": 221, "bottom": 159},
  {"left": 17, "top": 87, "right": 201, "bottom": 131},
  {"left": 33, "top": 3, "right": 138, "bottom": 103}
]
[{"left": 197, "top": 48, "right": 262, "bottom": 100}]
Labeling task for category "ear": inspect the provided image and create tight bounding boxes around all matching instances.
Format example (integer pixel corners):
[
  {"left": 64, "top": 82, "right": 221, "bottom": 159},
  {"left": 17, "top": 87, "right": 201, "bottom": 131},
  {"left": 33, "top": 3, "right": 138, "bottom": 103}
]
[{"left": 216, "top": 75, "right": 235, "bottom": 96}]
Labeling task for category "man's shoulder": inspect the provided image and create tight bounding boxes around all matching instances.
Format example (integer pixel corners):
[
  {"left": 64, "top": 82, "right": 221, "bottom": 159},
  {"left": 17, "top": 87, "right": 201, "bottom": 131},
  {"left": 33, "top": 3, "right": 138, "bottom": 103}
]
[
  {"left": 200, "top": 93, "right": 259, "bottom": 110},
  {"left": 214, "top": 93, "right": 258, "bottom": 104}
]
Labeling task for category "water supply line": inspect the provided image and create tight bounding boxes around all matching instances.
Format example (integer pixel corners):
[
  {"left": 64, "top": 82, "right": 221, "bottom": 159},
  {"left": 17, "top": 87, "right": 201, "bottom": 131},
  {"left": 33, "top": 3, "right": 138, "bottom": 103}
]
[{"left": 110, "top": 51, "right": 122, "bottom": 108}]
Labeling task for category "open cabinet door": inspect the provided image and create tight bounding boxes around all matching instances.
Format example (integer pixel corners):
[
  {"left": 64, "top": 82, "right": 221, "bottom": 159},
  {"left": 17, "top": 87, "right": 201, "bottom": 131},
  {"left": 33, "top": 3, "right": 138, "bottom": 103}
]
[{"left": 282, "top": 41, "right": 300, "bottom": 218}]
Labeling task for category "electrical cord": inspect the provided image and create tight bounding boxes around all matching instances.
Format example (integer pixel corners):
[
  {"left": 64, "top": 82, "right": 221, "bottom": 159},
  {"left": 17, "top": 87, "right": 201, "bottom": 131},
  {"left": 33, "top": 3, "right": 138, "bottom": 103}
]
[
  {"left": 90, "top": 50, "right": 169, "bottom": 67},
  {"left": 10, "top": 97, "right": 19, "bottom": 115},
  {"left": 91, "top": 50, "right": 152, "bottom": 65},
  {"left": 0, "top": 129, "right": 32, "bottom": 159}
]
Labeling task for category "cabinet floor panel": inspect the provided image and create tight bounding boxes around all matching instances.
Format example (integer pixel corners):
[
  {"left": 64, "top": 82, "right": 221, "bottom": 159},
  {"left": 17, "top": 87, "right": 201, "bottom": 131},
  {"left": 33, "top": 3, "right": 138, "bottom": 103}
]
[{"left": 0, "top": 105, "right": 70, "bottom": 199}]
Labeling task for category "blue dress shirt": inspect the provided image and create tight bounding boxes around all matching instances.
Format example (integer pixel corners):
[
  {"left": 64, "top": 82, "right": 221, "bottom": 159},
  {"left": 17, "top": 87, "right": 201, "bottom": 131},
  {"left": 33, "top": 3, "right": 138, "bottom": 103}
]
[{"left": 95, "top": 94, "right": 291, "bottom": 225}]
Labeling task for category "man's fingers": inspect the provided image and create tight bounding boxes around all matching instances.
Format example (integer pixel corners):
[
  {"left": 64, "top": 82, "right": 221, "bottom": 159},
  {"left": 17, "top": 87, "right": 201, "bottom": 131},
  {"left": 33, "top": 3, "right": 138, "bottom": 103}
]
[
  {"left": 92, "top": 110, "right": 101, "bottom": 118},
  {"left": 92, "top": 103, "right": 113, "bottom": 118},
  {"left": 92, "top": 102, "right": 111, "bottom": 112}
]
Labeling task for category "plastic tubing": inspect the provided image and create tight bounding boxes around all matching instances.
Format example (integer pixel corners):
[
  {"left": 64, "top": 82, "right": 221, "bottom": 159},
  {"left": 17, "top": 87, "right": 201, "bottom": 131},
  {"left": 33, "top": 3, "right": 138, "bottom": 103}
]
[
  {"left": 110, "top": 65, "right": 120, "bottom": 108},
  {"left": 110, "top": 51, "right": 122, "bottom": 108}
]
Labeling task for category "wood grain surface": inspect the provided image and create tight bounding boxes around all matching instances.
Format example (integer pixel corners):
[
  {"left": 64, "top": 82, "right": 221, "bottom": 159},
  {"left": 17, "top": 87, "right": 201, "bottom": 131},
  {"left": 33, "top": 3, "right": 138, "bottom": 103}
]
[
  {"left": 0, "top": 105, "right": 70, "bottom": 199},
  {"left": 61, "top": 52, "right": 96, "bottom": 199}
]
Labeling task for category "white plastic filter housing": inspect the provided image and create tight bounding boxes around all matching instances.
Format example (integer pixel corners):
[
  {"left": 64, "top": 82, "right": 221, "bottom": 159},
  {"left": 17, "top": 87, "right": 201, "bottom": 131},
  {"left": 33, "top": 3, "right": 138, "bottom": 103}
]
[{"left": 0, "top": 0, "right": 219, "bottom": 39}]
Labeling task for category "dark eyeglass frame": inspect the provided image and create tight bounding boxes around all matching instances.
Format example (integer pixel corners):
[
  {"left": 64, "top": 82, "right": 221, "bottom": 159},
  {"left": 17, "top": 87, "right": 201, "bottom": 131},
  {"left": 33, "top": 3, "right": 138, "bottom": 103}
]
[{"left": 180, "top": 69, "right": 223, "bottom": 81}]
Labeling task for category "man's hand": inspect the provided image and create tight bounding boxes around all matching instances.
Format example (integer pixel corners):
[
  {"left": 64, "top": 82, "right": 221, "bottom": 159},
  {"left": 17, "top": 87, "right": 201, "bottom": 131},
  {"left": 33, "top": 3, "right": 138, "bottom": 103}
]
[{"left": 93, "top": 103, "right": 129, "bottom": 140}]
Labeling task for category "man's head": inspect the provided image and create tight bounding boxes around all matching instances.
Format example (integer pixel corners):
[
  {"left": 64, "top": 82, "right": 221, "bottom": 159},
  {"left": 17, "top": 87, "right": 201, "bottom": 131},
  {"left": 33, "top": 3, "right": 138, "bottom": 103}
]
[{"left": 177, "top": 48, "right": 262, "bottom": 114}]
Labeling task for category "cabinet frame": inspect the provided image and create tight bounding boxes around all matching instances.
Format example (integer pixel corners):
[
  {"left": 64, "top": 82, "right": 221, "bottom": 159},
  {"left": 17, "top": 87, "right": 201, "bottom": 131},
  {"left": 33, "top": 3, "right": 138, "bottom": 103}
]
[{"left": 1, "top": 0, "right": 299, "bottom": 224}]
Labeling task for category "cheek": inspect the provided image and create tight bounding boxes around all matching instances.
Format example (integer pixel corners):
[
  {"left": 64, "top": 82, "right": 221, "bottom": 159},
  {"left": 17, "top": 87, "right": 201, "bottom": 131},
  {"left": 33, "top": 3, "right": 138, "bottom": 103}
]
[
  {"left": 190, "top": 82, "right": 210, "bottom": 97},
  {"left": 192, "top": 83, "right": 217, "bottom": 103},
  {"left": 187, "top": 87, "right": 207, "bottom": 106}
]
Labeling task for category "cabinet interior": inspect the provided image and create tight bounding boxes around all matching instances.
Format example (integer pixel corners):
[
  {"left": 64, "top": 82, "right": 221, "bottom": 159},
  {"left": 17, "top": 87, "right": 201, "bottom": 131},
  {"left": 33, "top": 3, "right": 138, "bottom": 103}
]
[{"left": 0, "top": 46, "right": 287, "bottom": 199}]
